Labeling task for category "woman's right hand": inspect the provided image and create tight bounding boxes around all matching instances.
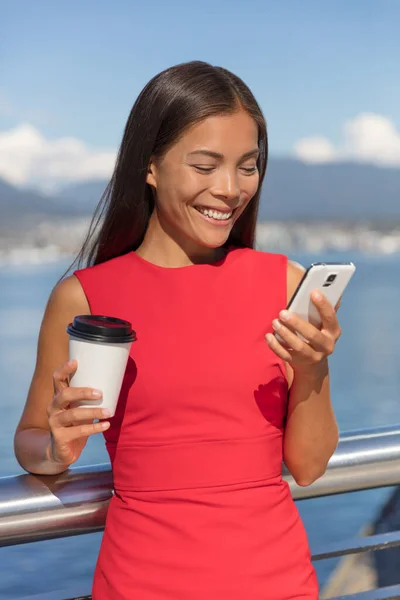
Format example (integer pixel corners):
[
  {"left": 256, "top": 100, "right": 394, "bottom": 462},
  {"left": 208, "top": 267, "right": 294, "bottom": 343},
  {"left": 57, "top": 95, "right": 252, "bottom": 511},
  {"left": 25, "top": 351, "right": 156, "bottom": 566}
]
[{"left": 47, "top": 359, "right": 110, "bottom": 467}]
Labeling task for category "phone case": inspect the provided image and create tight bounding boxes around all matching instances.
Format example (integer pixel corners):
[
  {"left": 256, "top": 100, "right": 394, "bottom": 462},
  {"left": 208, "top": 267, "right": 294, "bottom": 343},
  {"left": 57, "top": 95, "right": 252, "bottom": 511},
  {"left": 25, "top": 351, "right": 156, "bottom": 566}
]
[{"left": 276, "top": 262, "right": 356, "bottom": 341}]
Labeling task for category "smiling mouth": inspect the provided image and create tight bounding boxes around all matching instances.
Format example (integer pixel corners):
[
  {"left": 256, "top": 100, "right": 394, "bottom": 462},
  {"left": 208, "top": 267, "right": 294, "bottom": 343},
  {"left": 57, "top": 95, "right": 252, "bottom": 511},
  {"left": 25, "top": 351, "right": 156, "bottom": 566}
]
[{"left": 194, "top": 206, "right": 236, "bottom": 222}]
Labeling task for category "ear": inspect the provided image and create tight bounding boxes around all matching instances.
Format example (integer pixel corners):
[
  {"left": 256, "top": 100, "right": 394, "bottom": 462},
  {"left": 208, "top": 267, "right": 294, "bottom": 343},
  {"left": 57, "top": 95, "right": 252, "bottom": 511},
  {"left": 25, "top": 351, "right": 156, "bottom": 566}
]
[{"left": 146, "top": 161, "right": 157, "bottom": 189}]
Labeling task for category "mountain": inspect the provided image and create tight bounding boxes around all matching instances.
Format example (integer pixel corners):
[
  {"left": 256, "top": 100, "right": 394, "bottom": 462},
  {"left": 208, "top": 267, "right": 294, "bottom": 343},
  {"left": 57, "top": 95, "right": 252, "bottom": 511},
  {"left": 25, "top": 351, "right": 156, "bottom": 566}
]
[
  {"left": 1, "top": 159, "right": 400, "bottom": 235},
  {"left": 0, "top": 178, "right": 78, "bottom": 233},
  {"left": 55, "top": 180, "right": 109, "bottom": 213},
  {"left": 56, "top": 158, "right": 400, "bottom": 223},
  {"left": 260, "top": 159, "right": 400, "bottom": 222}
]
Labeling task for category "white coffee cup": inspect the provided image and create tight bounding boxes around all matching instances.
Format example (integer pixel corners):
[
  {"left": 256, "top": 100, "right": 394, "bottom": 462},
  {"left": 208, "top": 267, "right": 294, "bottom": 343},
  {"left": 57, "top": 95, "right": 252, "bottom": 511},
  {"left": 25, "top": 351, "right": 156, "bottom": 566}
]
[{"left": 67, "top": 315, "right": 136, "bottom": 417}]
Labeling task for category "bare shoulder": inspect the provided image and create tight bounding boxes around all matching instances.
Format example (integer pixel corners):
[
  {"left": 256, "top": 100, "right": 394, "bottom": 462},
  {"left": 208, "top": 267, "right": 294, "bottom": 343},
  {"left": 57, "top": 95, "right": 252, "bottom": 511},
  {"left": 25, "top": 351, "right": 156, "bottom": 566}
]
[
  {"left": 286, "top": 260, "right": 306, "bottom": 304},
  {"left": 47, "top": 274, "right": 89, "bottom": 314},
  {"left": 42, "top": 274, "right": 90, "bottom": 335},
  {"left": 40, "top": 273, "right": 90, "bottom": 357},
  {"left": 38, "top": 273, "right": 90, "bottom": 371}
]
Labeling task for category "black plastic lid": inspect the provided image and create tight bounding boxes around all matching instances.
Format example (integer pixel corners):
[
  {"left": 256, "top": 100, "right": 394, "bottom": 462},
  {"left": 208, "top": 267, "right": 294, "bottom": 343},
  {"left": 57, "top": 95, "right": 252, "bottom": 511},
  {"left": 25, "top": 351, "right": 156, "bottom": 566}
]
[{"left": 67, "top": 315, "right": 136, "bottom": 344}]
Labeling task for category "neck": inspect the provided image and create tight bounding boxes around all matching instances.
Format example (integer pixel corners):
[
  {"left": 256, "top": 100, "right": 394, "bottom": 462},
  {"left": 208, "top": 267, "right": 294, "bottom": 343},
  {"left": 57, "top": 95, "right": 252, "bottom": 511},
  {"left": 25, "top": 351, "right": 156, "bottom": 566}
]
[{"left": 136, "top": 211, "right": 226, "bottom": 268}]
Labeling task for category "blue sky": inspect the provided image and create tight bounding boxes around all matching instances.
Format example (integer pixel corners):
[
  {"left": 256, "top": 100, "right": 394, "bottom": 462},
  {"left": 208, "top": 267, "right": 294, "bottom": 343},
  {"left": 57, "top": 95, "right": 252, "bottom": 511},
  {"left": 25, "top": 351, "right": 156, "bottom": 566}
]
[{"left": 1, "top": 0, "right": 400, "bottom": 189}]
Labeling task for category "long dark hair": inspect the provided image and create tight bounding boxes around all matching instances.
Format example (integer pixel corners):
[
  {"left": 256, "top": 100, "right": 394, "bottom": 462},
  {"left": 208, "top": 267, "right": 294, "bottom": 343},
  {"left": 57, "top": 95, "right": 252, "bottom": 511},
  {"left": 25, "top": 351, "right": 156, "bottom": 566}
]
[{"left": 72, "top": 60, "right": 268, "bottom": 269}]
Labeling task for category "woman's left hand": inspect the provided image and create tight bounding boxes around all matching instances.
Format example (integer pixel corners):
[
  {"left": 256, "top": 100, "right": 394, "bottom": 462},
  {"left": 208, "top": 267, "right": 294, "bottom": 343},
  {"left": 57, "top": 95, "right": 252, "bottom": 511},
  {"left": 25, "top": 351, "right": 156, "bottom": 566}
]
[{"left": 265, "top": 290, "right": 342, "bottom": 375}]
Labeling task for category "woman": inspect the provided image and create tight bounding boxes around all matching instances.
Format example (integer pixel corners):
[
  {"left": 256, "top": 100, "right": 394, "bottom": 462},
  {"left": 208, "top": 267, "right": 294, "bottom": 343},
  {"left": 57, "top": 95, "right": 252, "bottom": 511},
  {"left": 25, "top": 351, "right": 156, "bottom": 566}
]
[{"left": 15, "top": 61, "right": 341, "bottom": 599}]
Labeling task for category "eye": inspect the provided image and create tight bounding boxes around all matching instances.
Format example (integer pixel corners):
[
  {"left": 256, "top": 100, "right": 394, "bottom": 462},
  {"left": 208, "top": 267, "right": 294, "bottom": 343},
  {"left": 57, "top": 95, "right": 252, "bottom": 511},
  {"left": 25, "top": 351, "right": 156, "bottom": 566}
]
[
  {"left": 192, "top": 165, "right": 258, "bottom": 174},
  {"left": 193, "top": 166, "right": 215, "bottom": 173},
  {"left": 240, "top": 166, "right": 258, "bottom": 174}
]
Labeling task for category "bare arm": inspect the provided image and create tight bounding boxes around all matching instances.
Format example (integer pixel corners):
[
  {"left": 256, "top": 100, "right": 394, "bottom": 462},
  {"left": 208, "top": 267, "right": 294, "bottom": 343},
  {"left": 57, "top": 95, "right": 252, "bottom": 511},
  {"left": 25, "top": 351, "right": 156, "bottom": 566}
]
[
  {"left": 267, "top": 261, "right": 340, "bottom": 486},
  {"left": 14, "top": 274, "right": 108, "bottom": 475}
]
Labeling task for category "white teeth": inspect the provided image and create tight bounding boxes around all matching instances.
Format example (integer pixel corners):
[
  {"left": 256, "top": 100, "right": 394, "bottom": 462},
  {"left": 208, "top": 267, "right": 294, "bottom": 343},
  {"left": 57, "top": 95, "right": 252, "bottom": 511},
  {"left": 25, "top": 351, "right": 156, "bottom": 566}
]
[{"left": 196, "top": 207, "right": 232, "bottom": 220}]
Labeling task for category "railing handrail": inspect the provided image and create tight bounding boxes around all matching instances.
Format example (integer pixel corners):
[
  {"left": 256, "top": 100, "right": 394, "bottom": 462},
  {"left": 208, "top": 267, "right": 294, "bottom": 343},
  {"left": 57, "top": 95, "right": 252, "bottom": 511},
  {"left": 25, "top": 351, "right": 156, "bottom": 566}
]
[{"left": 1, "top": 424, "right": 400, "bottom": 548}]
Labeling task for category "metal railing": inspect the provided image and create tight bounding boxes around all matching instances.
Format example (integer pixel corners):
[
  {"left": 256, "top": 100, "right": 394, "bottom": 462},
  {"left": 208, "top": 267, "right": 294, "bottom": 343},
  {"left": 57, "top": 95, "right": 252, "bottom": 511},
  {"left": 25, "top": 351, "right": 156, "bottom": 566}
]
[{"left": 2, "top": 424, "right": 400, "bottom": 599}]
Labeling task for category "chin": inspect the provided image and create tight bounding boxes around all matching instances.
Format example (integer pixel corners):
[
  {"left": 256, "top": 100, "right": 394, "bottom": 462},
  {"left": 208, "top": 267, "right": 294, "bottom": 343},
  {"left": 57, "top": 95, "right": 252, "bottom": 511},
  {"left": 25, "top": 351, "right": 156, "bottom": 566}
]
[{"left": 194, "top": 232, "right": 231, "bottom": 249}]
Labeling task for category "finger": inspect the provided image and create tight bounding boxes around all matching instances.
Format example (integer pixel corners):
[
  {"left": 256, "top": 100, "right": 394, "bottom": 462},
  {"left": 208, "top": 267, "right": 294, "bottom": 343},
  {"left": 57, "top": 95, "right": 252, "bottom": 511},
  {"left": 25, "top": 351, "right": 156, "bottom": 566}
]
[
  {"left": 55, "top": 407, "right": 111, "bottom": 427},
  {"left": 265, "top": 333, "right": 293, "bottom": 362},
  {"left": 60, "top": 420, "right": 110, "bottom": 441},
  {"left": 311, "top": 290, "right": 341, "bottom": 336},
  {"left": 277, "top": 313, "right": 334, "bottom": 354},
  {"left": 335, "top": 296, "right": 342, "bottom": 312},
  {"left": 53, "top": 386, "right": 102, "bottom": 410},
  {"left": 53, "top": 360, "right": 77, "bottom": 393},
  {"left": 271, "top": 321, "right": 316, "bottom": 359}
]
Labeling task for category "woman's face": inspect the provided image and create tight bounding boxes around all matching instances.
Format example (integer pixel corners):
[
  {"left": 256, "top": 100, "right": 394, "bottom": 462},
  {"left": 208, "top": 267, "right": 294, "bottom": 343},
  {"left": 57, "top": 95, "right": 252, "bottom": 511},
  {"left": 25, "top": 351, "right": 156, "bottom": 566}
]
[{"left": 146, "top": 109, "right": 260, "bottom": 250}]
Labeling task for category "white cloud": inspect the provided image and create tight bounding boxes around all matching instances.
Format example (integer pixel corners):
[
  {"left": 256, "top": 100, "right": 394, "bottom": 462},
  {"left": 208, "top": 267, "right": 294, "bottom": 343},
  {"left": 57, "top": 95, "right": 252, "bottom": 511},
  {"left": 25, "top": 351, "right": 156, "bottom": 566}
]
[
  {"left": 0, "top": 124, "right": 116, "bottom": 192},
  {"left": 293, "top": 113, "right": 400, "bottom": 167},
  {"left": 293, "top": 137, "right": 336, "bottom": 164},
  {"left": 2, "top": 113, "right": 400, "bottom": 194}
]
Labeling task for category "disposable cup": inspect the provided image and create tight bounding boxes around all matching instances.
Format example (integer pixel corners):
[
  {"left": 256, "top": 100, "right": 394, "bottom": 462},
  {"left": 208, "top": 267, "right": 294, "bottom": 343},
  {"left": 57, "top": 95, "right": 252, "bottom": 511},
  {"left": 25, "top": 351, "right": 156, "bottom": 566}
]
[{"left": 67, "top": 315, "right": 136, "bottom": 417}]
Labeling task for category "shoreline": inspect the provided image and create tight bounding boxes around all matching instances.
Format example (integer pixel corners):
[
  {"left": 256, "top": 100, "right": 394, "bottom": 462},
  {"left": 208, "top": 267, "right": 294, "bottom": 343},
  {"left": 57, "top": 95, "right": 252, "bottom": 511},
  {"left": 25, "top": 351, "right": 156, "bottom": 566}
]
[{"left": 1, "top": 219, "right": 400, "bottom": 266}]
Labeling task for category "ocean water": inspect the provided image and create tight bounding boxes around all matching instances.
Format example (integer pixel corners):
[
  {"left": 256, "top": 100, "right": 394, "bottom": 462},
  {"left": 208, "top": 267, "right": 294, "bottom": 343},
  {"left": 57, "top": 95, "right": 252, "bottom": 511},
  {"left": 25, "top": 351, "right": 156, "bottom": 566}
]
[{"left": 1, "top": 251, "right": 400, "bottom": 599}]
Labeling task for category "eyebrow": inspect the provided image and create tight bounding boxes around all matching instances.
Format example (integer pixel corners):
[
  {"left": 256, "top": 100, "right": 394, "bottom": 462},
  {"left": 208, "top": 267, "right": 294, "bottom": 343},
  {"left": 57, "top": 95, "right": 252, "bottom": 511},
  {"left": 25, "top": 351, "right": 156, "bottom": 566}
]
[{"left": 187, "top": 148, "right": 260, "bottom": 160}]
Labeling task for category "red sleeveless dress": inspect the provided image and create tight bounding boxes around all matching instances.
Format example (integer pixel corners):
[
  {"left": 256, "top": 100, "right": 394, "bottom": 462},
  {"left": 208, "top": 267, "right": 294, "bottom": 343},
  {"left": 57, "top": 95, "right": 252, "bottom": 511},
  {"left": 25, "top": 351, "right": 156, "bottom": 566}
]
[{"left": 74, "top": 247, "right": 318, "bottom": 599}]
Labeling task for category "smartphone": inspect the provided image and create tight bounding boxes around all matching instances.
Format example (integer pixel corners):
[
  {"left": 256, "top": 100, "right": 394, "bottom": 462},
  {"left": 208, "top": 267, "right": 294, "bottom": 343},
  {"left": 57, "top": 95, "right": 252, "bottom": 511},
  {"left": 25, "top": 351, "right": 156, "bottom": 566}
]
[{"left": 276, "top": 262, "right": 356, "bottom": 340}]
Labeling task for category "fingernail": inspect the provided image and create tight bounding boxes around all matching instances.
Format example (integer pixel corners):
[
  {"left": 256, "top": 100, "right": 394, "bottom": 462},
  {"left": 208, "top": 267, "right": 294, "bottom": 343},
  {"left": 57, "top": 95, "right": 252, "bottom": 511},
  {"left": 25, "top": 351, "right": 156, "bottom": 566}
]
[
  {"left": 313, "top": 291, "right": 322, "bottom": 301},
  {"left": 68, "top": 360, "right": 75, "bottom": 367},
  {"left": 102, "top": 408, "right": 111, "bottom": 417},
  {"left": 101, "top": 422, "right": 110, "bottom": 429},
  {"left": 279, "top": 310, "right": 290, "bottom": 321},
  {"left": 92, "top": 389, "right": 102, "bottom": 398},
  {"left": 272, "top": 319, "right": 281, "bottom": 330},
  {"left": 266, "top": 333, "right": 274, "bottom": 344}
]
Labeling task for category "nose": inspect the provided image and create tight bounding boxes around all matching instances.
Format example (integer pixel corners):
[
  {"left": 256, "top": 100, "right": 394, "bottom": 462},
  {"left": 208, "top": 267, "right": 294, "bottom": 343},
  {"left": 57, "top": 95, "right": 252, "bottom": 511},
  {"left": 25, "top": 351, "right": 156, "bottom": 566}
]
[{"left": 212, "top": 168, "right": 240, "bottom": 202}]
